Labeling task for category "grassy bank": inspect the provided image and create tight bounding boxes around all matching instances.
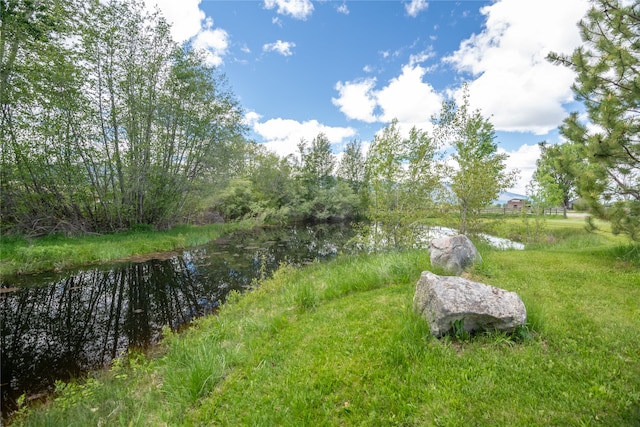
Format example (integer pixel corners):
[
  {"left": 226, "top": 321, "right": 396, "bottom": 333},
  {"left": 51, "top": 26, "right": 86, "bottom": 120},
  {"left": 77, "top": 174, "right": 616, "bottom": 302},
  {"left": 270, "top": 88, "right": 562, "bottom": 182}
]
[
  {"left": 0, "top": 215, "right": 616, "bottom": 277},
  {"left": 0, "top": 220, "right": 256, "bottom": 276},
  {"left": 9, "top": 223, "right": 640, "bottom": 426}
]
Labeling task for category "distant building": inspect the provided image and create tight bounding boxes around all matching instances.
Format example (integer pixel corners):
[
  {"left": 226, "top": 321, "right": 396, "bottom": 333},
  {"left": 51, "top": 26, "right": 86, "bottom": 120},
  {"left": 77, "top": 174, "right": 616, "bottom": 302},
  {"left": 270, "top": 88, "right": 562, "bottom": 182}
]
[{"left": 507, "top": 198, "right": 526, "bottom": 210}]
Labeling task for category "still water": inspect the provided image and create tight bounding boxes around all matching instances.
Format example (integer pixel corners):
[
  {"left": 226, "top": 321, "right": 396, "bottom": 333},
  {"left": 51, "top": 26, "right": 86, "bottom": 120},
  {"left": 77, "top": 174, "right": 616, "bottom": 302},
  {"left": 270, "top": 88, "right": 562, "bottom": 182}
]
[{"left": 0, "top": 223, "right": 356, "bottom": 416}]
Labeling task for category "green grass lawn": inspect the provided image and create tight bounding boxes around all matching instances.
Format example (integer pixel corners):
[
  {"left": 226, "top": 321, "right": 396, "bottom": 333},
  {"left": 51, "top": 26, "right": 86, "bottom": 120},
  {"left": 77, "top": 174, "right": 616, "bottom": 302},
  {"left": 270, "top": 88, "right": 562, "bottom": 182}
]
[{"left": 9, "top": 223, "right": 640, "bottom": 426}]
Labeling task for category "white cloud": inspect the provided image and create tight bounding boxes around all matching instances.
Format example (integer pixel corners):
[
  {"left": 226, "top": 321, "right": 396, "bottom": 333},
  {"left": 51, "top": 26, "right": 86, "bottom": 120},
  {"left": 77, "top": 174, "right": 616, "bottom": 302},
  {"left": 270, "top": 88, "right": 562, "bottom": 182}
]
[
  {"left": 333, "top": 64, "right": 442, "bottom": 132},
  {"left": 376, "top": 65, "right": 442, "bottom": 127},
  {"left": 408, "top": 49, "right": 436, "bottom": 67},
  {"left": 332, "top": 78, "right": 378, "bottom": 123},
  {"left": 405, "top": 0, "right": 429, "bottom": 18},
  {"left": 143, "top": 0, "right": 204, "bottom": 42},
  {"left": 264, "top": 0, "right": 314, "bottom": 20},
  {"left": 445, "top": 0, "right": 590, "bottom": 135},
  {"left": 499, "top": 143, "right": 541, "bottom": 194},
  {"left": 337, "top": 3, "right": 349, "bottom": 15},
  {"left": 263, "top": 40, "right": 296, "bottom": 56},
  {"left": 244, "top": 111, "right": 263, "bottom": 127},
  {"left": 252, "top": 118, "right": 356, "bottom": 157},
  {"left": 143, "top": 0, "right": 230, "bottom": 65},
  {"left": 192, "top": 18, "right": 229, "bottom": 66}
]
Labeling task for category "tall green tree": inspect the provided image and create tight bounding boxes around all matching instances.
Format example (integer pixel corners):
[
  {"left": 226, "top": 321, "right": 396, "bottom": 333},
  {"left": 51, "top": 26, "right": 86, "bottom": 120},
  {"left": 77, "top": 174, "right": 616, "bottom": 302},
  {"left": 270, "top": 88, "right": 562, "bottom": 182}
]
[
  {"left": 433, "top": 86, "right": 518, "bottom": 234},
  {"left": 548, "top": 0, "right": 640, "bottom": 240},
  {"left": 1, "top": 0, "right": 246, "bottom": 234},
  {"left": 337, "top": 139, "right": 367, "bottom": 217},
  {"left": 295, "top": 133, "right": 360, "bottom": 221},
  {"left": 297, "top": 133, "right": 336, "bottom": 189},
  {"left": 337, "top": 139, "right": 366, "bottom": 194},
  {"left": 364, "top": 120, "right": 442, "bottom": 249},
  {"left": 533, "top": 142, "right": 581, "bottom": 217},
  {"left": 0, "top": 0, "right": 88, "bottom": 233},
  {"left": 523, "top": 173, "right": 562, "bottom": 243}
]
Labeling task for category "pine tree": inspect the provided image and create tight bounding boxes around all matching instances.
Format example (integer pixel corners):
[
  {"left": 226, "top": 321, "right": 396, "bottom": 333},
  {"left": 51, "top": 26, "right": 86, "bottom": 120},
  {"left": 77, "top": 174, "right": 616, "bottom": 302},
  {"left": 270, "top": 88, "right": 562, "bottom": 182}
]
[{"left": 549, "top": 0, "right": 640, "bottom": 240}]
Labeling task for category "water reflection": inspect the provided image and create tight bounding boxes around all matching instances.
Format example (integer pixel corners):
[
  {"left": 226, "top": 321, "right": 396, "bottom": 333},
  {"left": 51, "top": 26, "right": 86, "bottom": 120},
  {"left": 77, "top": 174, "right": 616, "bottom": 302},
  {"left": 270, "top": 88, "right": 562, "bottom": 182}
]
[{"left": 0, "top": 223, "right": 355, "bottom": 417}]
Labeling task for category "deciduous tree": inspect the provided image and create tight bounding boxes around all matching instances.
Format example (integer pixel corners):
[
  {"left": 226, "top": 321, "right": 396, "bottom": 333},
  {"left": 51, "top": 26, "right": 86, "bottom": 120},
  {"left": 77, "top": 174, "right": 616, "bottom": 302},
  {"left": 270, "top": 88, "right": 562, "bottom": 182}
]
[
  {"left": 433, "top": 86, "right": 517, "bottom": 234},
  {"left": 337, "top": 139, "right": 366, "bottom": 194},
  {"left": 533, "top": 142, "right": 581, "bottom": 217},
  {"left": 1, "top": 0, "right": 246, "bottom": 234},
  {"left": 0, "top": 0, "right": 88, "bottom": 233},
  {"left": 364, "top": 120, "right": 442, "bottom": 249}
]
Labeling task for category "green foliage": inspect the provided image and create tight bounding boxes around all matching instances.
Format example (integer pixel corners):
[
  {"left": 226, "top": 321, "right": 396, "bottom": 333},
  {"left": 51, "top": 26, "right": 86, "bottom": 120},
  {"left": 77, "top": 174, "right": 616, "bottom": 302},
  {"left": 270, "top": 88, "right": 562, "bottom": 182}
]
[
  {"left": 297, "top": 133, "right": 336, "bottom": 190},
  {"left": 358, "top": 91, "right": 519, "bottom": 247},
  {"left": 213, "top": 137, "right": 363, "bottom": 224},
  {"left": 364, "top": 120, "right": 443, "bottom": 249},
  {"left": 528, "top": 173, "right": 563, "bottom": 212},
  {"left": 1, "top": 0, "right": 246, "bottom": 235},
  {"left": 337, "top": 139, "right": 366, "bottom": 195},
  {"left": 521, "top": 177, "right": 559, "bottom": 243},
  {"left": 433, "top": 84, "right": 518, "bottom": 235},
  {"left": 215, "top": 179, "right": 257, "bottom": 220},
  {"left": 292, "top": 281, "right": 318, "bottom": 312},
  {"left": 449, "top": 318, "right": 470, "bottom": 341},
  {"left": 290, "top": 133, "right": 362, "bottom": 221},
  {"left": 298, "top": 180, "right": 361, "bottom": 221},
  {"left": 533, "top": 142, "right": 581, "bottom": 217},
  {"left": 608, "top": 243, "right": 640, "bottom": 267},
  {"left": 161, "top": 330, "right": 234, "bottom": 407},
  {"left": 548, "top": 0, "right": 640, "bottom": 241}
]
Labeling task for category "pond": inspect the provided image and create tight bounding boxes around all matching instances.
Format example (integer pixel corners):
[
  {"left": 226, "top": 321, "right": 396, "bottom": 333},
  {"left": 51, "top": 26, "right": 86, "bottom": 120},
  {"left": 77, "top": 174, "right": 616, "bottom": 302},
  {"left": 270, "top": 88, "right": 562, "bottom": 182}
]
[
  {"left": 0, "top": 222, "right": 523, "bottom": 418},
  {"left": 423, "top": 226, "right": 526, "bottom": 250},
  {"left": 0, "top": 223, "right": 357, "bottom": 418}
]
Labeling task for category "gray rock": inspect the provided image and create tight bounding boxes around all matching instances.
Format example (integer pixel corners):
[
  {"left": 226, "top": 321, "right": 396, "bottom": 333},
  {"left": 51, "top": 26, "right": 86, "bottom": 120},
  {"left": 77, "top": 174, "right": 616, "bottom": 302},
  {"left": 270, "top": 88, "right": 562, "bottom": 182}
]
[
  {"left": 413, "top": 271, "right": 527, "bottom": 337},
  {"left": 429, "top": 234, "right": 481, "bottom": 274}
]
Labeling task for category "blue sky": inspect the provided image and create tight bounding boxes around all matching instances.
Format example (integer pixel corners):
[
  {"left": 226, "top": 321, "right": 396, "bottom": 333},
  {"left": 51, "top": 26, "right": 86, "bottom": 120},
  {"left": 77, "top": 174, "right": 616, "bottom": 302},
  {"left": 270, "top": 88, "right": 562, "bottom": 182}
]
[{"left": 143, "top": 0, "right": 591, "bottom": 194}]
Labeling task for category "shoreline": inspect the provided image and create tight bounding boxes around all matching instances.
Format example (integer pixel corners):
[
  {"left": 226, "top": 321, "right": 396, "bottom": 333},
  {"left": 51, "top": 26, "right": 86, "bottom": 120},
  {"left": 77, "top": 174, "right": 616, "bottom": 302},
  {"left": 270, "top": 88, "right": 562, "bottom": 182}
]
[{"left": 0, "top": 220, "right": 257, "bottom": 277}]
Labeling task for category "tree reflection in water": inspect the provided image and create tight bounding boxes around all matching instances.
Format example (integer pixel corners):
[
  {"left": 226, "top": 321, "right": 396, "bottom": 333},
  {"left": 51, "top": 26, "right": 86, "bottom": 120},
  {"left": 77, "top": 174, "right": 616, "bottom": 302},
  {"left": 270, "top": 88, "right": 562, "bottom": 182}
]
[{"left": 1, "top": 223, "right": 355, "bottom": 417}]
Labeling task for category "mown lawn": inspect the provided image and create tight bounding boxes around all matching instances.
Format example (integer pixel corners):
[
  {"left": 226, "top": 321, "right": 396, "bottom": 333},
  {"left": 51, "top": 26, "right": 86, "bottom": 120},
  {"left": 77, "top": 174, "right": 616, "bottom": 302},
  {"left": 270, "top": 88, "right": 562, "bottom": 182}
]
[{"left": 7, "top": 221, "right": 640, "bottom": 426}]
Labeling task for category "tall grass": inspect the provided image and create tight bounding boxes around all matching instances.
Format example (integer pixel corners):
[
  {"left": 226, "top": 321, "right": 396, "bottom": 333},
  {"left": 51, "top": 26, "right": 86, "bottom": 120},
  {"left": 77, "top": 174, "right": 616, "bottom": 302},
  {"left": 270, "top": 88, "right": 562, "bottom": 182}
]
[
  {"left": 8, "top": 225, "right": 640, "bottom": 426},
  {"left": 0, "top": 220, "right": 255, "bottom": 276}
]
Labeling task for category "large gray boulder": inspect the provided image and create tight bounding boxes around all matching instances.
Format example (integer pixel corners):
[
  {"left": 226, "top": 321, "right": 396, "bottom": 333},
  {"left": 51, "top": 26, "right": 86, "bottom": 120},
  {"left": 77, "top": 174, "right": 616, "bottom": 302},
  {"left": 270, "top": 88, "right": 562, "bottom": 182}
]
[
  {"left": 429, "top": 234, "right": 481, "bottom": 275},
  {"left": 414, "top": 271, "right": 527, "bottom": 337}
]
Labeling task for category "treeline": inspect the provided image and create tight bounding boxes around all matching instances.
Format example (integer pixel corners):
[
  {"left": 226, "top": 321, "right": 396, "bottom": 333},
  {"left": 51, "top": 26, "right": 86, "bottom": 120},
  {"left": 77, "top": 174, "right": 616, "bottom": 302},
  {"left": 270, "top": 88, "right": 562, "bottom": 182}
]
[
  {"left": 217, "top": 135, "right": 365, "bottom": 225},
  {"left": 223, "top": 87, "right": 517, "bottom": 251},
  {"left": 1, "top": 0, "right": 517, "bottom": 239},
  {"left": 1, "top": 0, "right": 246, "bottom": 234}
]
